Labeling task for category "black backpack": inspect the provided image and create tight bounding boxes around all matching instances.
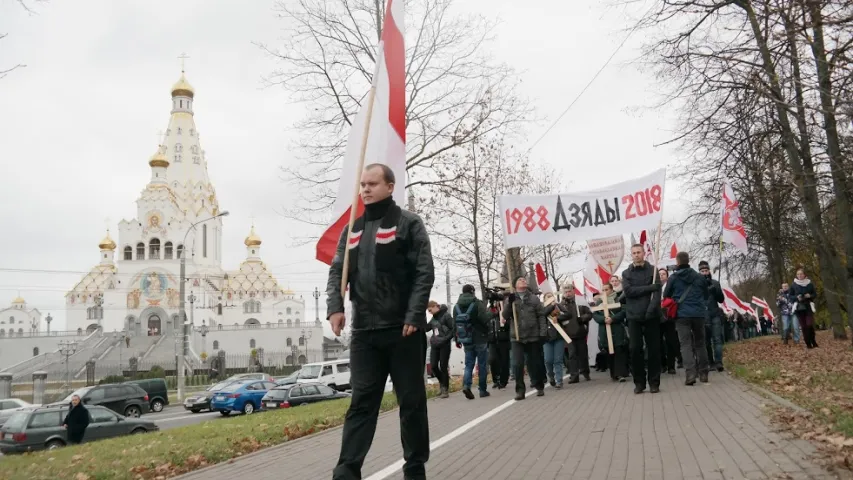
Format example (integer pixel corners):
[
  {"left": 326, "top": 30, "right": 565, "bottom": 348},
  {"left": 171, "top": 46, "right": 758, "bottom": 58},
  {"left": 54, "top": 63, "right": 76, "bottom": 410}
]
[{"left": 454, "top": 303, "right": 477, "bottom": 345}]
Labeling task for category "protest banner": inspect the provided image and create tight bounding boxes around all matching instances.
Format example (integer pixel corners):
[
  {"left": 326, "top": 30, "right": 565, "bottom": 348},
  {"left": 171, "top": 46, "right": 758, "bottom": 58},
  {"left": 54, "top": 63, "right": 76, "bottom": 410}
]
[{"left": 498, "top": 168, "right": 666, "bottom": 248}]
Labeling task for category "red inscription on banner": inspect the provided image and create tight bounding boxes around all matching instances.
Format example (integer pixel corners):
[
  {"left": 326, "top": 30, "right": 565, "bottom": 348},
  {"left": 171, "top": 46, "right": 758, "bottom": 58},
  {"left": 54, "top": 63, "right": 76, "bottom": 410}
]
[
  {"left": 622, "top": 184, "right": 662, "bottom": 220},
  {"left": 504, "top": 206, "right": 550, "bottom": 234}
]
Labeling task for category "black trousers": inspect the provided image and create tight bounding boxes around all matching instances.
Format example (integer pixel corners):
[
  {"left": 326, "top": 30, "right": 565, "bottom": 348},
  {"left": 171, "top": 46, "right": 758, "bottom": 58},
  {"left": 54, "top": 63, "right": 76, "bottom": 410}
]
[
  {"left": 429, "top": 342, "right": 451, "bottom": 390},
  {"left": 512, "top": 341, "right": 545, "bottom": 393},
  {"left": 489, "top": 341, "right": 511, "bottom": 387},
  {"left": 659, "top": 319, "right": 679, "bottom": 370},
  {"left": 609, "top": 345, "right": 630, "bottom": 379},
  {"left": 567, "top": 338, "right": 589, "bottom": 378},
  {"left": 333, "top": 328, "right": 429, "bottom": 480},
  {"left": 629, "top": 319, "right": 661, "bottom": 388}
]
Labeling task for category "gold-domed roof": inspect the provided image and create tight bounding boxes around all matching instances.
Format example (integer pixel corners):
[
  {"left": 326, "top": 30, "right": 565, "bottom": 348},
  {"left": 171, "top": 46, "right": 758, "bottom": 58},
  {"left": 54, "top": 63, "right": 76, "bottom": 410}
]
[
  {"left": 171, "top": 73, "right": 195, "bottom": 98},
  {"left": 98, "top": 230, "right": 117, "bottom": 251},
  {"left": 11, "top": 296, "right": 25, "bottom": 304},
  {"left": 244, "top": 225, "right": 262, "bottom": 247},
  {"left": 149, "top": 148, "right": 170, "bottom": 168},
  {"left": 282, "top": 288, "right": 295, "bottom": 296}
]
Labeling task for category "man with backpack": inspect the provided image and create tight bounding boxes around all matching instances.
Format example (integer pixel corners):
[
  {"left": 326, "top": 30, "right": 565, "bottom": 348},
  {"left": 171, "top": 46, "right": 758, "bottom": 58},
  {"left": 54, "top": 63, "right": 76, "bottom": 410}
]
[
  {"left": 663, "top": 251, "right": 710, "bottom": 385},
  {"left": 455, "top": 284, "right": 492, "bottom": 399}
]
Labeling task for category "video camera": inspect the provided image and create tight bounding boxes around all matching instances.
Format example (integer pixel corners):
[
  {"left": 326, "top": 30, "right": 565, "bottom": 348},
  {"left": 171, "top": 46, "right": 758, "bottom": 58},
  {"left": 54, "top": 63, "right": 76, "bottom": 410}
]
[{"left": 485, "top": 286, "right": 507, "bottom": 305}]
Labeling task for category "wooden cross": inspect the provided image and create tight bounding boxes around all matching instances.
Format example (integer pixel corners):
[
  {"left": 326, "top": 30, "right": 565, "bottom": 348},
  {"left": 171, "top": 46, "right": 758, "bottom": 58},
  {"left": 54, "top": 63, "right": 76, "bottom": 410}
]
[
  {"left": 544, "top": 295, "right": 572, "bottom": 345},
  {"left": 178, "top": 53, "right": 190, "bottom": 73},
  {"left": 590, "top": 293, "right": 620, "bottom": 354}
]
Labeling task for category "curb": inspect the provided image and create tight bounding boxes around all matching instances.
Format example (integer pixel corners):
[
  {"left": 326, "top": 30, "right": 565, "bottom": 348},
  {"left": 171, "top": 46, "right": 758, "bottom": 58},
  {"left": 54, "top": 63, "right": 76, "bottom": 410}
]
[{"left": 728, "top": 372, "right": 810, "bottom": 414}]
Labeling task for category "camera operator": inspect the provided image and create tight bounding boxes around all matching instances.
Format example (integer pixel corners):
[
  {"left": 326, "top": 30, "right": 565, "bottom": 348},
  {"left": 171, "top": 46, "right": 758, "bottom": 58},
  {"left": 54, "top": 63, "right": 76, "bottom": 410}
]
[{"left": 486, "top": 286, "right": 511, "bottom": 389}]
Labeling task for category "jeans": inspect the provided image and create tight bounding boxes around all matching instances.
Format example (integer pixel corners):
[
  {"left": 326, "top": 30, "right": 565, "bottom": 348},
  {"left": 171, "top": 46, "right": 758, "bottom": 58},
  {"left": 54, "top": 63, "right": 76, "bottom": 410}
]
[
  {"left": 628, "top": 319, "right": 661, "bottom": 388},
  {"left": 512, "top": 341, "right": 545, "bottom": 393},
  {"left": 781, "top": 314, "right": 800, "bottom": 344},
  {"left": 706, "top": 316, "right": 724, "bottom": 367},
  {"left": 676, "top": 317, "right": 709, "bottom": 381},
  {"left": 489, "top": 342, "right": 511, "bottom": 387},
  {"left": 463, "top": 343, "right": 489, "bottom": 393},
  {"left": 567, "top": 338, "right": 590, "bottom": 379},
  {"left": 542, "top": 338, "right": 565, "bottom": 384},
  {"left": 333, "top": 328, "right": 429, "bottom": 480},
  {"left": 429, "top": 342, "right": 451, "bottom": 390}
]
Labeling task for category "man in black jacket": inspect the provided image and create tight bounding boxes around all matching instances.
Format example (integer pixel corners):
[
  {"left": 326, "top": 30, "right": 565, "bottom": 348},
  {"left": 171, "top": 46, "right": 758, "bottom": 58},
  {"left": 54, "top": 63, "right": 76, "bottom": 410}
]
[
  {"left": 663, "top": 251, "right": 710, "bottom": 385},
  {"left": 698, "top": 260, "right": 725, "bottom": 372},
  {"left": 427, "top": 300, "right": 454, "bottom": 399},
  {"left": 487, "top": 297, "right": 511, "bottom": 389},
  {"left": 557, "top": 282, "right": 593, "bottom": 383},
  {"left": 621, "top": 244, "right": 663, "bottom": 394},
  {"left": 503, "top": 276, "right": 548, "bottom": 400},
  {"left": 326, "top": 164, "right": 435, "bottom": 480}
]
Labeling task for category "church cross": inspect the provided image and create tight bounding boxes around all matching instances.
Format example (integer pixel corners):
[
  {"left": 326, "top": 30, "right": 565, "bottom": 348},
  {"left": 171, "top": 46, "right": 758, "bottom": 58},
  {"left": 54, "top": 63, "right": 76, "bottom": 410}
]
[
  {"left": 590, "top": 292, "right": 619, "bottom": 354},
  {"left": 249, "top": 214, "right": 256, "bottom": 227},
  {"left": 178, "top": 53, "right": 190, "bottom": 73}
]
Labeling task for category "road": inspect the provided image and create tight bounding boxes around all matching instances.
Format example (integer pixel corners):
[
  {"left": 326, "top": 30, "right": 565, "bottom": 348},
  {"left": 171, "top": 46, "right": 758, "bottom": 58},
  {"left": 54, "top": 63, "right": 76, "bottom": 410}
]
[{"left": 149, "top": 406, "right": 227, "bottom": 430}]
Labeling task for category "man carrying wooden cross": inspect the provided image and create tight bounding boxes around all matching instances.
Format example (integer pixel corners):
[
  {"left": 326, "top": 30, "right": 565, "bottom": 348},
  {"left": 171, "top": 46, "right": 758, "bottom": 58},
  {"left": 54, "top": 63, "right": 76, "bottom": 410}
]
[
  {"left": 591, "top": 283, "right": 629, "bottom": 381},
  {"left": 502, "top": 276, "right": 548, "bottom": 401},
  {"left": 621, "top": 244, "right": 663, "bottom": 394}
]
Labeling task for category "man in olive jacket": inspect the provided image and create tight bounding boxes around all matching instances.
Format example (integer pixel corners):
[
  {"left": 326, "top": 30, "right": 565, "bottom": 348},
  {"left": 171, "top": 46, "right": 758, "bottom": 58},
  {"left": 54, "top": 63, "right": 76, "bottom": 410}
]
[
  {"left": 326, "top": 164, "right": 435, "bottom": 480},
  {"left": 621, "top": 244, "right": 663, "bottom": 395},
  {"left": 502, "top": 276, "right": 548, "bottom": 400}
]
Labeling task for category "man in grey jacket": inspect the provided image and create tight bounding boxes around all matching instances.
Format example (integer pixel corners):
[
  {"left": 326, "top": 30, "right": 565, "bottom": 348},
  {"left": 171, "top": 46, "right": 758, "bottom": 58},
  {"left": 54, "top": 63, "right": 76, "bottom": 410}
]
[
  {"left": 326, "top": 164, "right": 435, "bottom": 480},
  {"left": 503, "top": 276, "right": 548, "bottom": 401}
]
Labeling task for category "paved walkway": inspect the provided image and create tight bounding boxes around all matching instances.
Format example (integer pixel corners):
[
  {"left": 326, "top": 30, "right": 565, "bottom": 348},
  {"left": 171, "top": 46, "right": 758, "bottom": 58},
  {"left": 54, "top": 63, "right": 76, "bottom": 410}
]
[{"left": 177, "top": 371, "right": 838, "bottom": 480}]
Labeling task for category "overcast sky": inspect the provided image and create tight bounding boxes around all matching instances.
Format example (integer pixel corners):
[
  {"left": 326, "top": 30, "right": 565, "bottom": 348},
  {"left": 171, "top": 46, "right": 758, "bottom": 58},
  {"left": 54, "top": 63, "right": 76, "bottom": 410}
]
[{"left": 0, "top": 0, "right": 689, "bottom": 335}]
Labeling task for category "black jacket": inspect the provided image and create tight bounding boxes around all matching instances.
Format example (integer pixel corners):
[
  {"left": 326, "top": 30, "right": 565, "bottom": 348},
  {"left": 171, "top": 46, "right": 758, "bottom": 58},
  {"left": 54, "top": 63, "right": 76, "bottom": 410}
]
[
  {"left": 663, "top": 265, "right": 709, "bottom": 318},
  {"left": 488, "top": 305, "right": 511, "bottom": 343},
  {"left": 326, "top": 200, "right": 435, "bottom": 331},
  {"left": 502, "top": 290, "right": 547, "bottom": 343},
  {"left": 555, "top": 297, "right": 593, "bottom": 339},
  {"left": 428, "top": 305, "right": 455, "bottom": 345},
  {"left": 789, "top": 280, "right": 817, "bottom": 312},
  {"left": 454, "top": 292, "right": 490, "bottom": 345},
  {"left": 63, "top": 403, "right": 90, "bottom": 443},
  {"left": 621, "top": 261, "right": 662, "bottom": 322},
  {"left": 701, "top": 275, "right": 725, "bottom": 319}
]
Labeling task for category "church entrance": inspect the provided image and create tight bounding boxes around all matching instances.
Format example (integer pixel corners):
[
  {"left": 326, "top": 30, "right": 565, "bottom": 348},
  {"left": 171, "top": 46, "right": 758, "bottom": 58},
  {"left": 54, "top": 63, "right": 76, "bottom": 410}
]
[
  {"left": 86, "top": 324, "right": 99, "bottom": 334},
  {"left": 148, "top": 315, "right": 162, "bottom": 336}
]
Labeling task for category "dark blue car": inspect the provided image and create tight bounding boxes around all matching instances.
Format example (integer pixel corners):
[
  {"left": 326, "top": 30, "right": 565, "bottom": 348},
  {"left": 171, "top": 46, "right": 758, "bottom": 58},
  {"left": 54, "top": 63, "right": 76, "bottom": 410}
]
[{"left": 209, "top": 380, "right": 277, "bottom": 415}]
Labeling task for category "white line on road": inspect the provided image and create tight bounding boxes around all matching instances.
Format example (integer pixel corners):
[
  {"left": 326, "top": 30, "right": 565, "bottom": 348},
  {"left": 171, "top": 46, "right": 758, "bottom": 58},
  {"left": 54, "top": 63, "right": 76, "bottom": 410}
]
[{"left": 364, "top": 375, "right": 570, "bottom": 480}]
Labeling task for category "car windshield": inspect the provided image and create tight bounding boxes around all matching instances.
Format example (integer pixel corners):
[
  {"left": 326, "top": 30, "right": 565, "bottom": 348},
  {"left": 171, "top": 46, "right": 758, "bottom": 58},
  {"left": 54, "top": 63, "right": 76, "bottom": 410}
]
[
  {"left": 208, "top": 381, "right": 232, "bottom": 392},
  {"left": 1, "top": 412, "right": 29, "bottom": 431},
  {"left": 299, "top": 365, "right": 322, "bottom": 379},
  {"left": 219, "top": 381, "right": 249, "bottom": 393},
  {"left": 61, "top": 387, "right": 92, "bottom": 403}
]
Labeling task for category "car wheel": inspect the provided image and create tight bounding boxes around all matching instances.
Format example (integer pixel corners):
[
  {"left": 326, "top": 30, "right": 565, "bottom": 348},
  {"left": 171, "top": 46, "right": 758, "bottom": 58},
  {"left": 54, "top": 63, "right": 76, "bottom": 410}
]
[
  {"left": 190, "top": 409, "right": 201, "bottom": 413},
  {"left": 243, "top": 402, "right": 254, "bottom": 415},
  {"left": 131, "top": 428, "right": 147, "bottom": 435},
  {"left": 151, "top": 399, "right": 164, "bottom": 413},
  {"left": 328, "top": 383, "right": 337, "bottom": 391},
  {"left": 124, "top": 406, "right": 141, "bottom": 418},
  {"left": 219, "top": 410, "right": 230, "bottom": 416},
  {"left": 46, "top": 439, "right": 65, "bottom": 450}
]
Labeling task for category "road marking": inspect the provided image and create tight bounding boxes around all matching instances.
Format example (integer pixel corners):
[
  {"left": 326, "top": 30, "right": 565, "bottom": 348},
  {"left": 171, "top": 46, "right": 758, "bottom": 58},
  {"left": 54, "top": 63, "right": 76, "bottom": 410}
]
[{"left": 364, "top": 375, "right": 570, "bottom": 480}]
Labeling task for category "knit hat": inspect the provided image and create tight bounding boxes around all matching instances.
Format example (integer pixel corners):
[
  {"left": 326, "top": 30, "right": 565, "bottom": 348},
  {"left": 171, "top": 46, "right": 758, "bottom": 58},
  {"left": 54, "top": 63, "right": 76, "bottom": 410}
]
[{"left": 698, "top": 260, "right": 710, "bottom": 270}]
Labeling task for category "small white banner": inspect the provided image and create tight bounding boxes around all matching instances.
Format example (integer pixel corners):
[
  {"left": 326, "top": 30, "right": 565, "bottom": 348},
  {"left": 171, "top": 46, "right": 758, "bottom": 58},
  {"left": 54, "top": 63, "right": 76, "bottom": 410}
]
[{"left": 499, "top": 168, "right": 666, "bottom": 248}]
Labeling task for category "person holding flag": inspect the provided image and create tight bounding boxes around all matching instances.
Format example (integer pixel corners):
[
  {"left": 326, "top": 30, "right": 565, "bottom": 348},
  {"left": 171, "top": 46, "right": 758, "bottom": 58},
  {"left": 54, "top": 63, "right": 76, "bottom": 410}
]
[
  {"left": 698, "top": 261, "right": 725, "bottom": 371},
  {"left": 556, "top": 281, "right": 594, "bottom": 384}
]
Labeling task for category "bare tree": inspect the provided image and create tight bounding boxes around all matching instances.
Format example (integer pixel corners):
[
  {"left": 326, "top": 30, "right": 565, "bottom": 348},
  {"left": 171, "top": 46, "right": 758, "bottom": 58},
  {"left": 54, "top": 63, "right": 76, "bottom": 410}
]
[
  {"left": 1, "top": 0, "right": 42, "bottom": 80},
  {"left": 258, "top": 0, "right": 531, "bottom": 226}
]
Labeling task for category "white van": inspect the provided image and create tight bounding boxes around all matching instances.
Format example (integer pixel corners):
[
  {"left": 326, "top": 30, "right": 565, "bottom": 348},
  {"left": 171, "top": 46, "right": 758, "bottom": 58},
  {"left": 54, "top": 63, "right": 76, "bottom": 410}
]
[{"left": 297, "top": 360, "right": 351, "bottom": 391}]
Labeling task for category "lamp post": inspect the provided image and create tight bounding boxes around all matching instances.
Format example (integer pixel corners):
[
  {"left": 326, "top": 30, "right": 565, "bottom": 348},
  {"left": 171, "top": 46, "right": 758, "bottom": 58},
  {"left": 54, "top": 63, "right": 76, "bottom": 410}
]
[
  {"left": 312, "top": 287, "right": 321, "bottom": 324},
  {"left": 178, "top": 210, "right": 229, "bottom": 403},
  {"left": 300, "top": 329, "right": 313, "bottom": 364},
  {"left": 290, "top": 345, "right": 299, "bottom": 366},
  {"left": 199, "top": 322, "right": 209, "bottom": 356},
  {"left": 58, "top": 340, "right": 78, "bottom": 391},
  {"left": 46, "top": 314, "right": 52, "bottom": 335},
  {"left": 188, "top": 292, "right": 197, "bottom": 326}
]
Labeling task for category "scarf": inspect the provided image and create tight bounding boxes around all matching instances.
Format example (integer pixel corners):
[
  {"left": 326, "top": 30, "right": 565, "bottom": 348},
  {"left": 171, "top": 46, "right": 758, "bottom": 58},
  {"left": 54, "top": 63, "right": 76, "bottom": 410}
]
[
  {"left": 794, "top": 278, "right": 811, "bottom": 287},
  {"left": 347, "top": 196, "right": 403, "bottom": 276}
]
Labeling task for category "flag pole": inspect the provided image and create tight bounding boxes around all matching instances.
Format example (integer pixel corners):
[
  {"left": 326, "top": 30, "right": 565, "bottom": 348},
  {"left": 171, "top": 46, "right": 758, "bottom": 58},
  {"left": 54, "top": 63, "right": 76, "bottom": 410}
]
[
  {"left": 339, "top": 85, "right": 378, "bottom": 296},
  {"left": 504, "top": 249, "right": 521, "bottom": 342},
  {"left": 718, "top": 236, "right": 724, "bottom": 282}
]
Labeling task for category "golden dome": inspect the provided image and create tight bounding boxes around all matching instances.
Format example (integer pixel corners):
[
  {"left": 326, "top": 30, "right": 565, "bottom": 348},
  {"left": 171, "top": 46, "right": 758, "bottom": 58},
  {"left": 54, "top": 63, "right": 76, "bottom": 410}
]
[
  {"left": 244, "top": 225, "right": 262, "bottom": 247},
  {"left": 98, "top": 230, "right": 117, "bottom": 251},
  {"left": 171, "top": 73, "right": 195, "bottom": 98},
  {"left": 282, "top": 288, "right": 294, "bottom": 296},
  {"left": 149, "top": 148, "right": 170, "bottom": 168},
  {"left": 11, "top": 296, "right": 25, "bottom": 304}
]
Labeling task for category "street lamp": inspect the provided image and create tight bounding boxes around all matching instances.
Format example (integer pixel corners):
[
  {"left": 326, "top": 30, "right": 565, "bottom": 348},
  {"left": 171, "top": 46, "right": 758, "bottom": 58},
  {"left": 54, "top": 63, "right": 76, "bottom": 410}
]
[
  {"left": 312, "top": 287, "right": 321, "bottom": 325},
  {"left": 45, "top": 314, "right": 52, "bottom": 335},
  {"left": 300, "top": 329, "right": 313, "bottom": 364},
  {"left": 199, "top": 322, "right": 209, "bottom": 356},
  {"left": 178, "top": 210, "right": 229, "bottom": 403},
  {"left": 58, "top": 340, "right": 78, "bottom": 391}
]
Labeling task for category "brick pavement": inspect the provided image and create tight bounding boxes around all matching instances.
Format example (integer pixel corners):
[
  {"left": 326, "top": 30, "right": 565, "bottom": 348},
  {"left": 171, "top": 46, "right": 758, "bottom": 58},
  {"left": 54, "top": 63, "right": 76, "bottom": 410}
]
[{"left": 177, "top": 371, "right": 839, "bottom": 480}]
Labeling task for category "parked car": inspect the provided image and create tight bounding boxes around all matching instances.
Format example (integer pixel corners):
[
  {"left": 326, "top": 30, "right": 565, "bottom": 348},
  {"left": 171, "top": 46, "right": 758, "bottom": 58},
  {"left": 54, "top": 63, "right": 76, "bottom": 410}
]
[
  {"left": 273, "top": 370, "right": 301, "bottom": 386},
  {"left": 0, "top": 405, "right": 158, "bottom": 453},
  {"left": 53, "top": 384, "right": 150, "bottom": 418},
  {"left": 226, "top": 373, "right": 274, "bottom": 383},
  {"left": 296, "top": 360, "right": 351, "bottom": 391},
  {"left": 209, "top": 380, "right": 277, "bottom": 415},
  {"left": 183, "top": 380, "right": 240, "bottom": 413},
  {"left": 261, "top": 382, "right": 350, "bottom": 409},
  {"left": 0, "top": 399, "right": 33, "bottom": 413},
  {"left": 124, "top": 378, "right": 169, "bottom": 413}
]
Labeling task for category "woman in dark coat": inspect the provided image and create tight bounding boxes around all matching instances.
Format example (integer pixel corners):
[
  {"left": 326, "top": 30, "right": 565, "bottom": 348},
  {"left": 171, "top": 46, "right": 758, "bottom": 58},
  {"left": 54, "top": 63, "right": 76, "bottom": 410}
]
[
  {"left": 789, "top": 268, "right": 819, "bottom": 349},
  {"left": 62, "top": 394, "right": 90, "bottom": 444}
]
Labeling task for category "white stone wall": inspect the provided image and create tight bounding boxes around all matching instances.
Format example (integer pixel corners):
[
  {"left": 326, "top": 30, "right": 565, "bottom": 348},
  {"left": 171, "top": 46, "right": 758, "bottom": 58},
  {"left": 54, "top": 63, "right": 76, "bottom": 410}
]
[{"left": 0, "top": 332, "right": 88, "bottom": 368}]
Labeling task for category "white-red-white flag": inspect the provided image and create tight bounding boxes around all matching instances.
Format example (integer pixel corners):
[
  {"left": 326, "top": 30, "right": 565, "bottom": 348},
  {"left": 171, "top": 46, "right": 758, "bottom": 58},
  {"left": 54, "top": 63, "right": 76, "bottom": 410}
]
[
  {"left": 534, "top": 263, "right": 554, "bottom": 295},
  {"left": 751, "top": 297, "right": 774, "bottom": 320},
  {"left": 721, "top": 180, "right": 747, "bottom": 253},
  {"left": 639, "top": 230, "right": 657, "bottom": 266},
  {"left": 722, "top": 286, "right": 749, "bottom": 313},
  {"left": 572, "top": 279, "right": 590, "bottom": 306},
  {"left": 315, "top": 0, "right": 407, "bottom": 265},
  {"left": 584, "top": 254, "right": 610, "bottom": 291}
]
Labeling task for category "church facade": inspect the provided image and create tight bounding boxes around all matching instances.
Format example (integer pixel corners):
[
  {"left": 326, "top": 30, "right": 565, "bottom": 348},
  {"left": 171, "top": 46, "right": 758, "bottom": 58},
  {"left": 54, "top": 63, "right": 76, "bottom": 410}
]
[{"left": 62, "top": 72, "right": 324, "bottom": 362}]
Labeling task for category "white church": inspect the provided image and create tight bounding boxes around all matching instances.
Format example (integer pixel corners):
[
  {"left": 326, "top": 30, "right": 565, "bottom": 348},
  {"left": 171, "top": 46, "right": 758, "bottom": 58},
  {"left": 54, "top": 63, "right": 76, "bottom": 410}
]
[{"left": 57, "top": 71, "right": 324, "bottom": 367}]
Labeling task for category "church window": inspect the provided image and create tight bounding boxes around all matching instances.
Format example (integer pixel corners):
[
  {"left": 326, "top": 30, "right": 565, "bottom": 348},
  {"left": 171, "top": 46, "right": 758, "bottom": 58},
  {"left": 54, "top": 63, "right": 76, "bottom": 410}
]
[
  {"left": 278, "top": 319, "right": 283, "bottom": 325},
  {"left": 213, "top": 340, "right": 219, "bottom": 350},
  {"left": 243, "top": 300, "right": 261, "bottom": 314},
  {"left": 18, "top": 328, "right": 23, "bottom": 335},
  {"left": 149, "top": 238, "right": 161, "bottom": 259},
  {"left": 175, "top": 154, "right": 182, "bottom": 163},
  {"left": 180, "top": 100, "right": 184, "bottom": 108},
  {"left": 286, "top": 338, "right": 292, "bottom": 347},
  {"left": 166, "top": 129, "right": 171, "bottom": 136},
  {"left": 123, "top": 247, "right": 132, "bottom": 261},
  {"left": 136, "top": 243, "right": 145, "bottom": 260},
  {"left": 176, "top": 244, "right": 184, "bottom": 259},
  {"left": 202, "top": 225, "right": 207, "bottom": 258},
  {"left": 193, "top": 156, "right": 200, "bottom": 164},
  {"left": 175, "top": 143, "right": 183, "bottom": 153},
  {"left": 77, "top": 328, "right": 82, "bottom": 335},
  {"left": 286, "top": 307, "right": 292, "bottom": 315},
  {"left": 287, "top": 319, "right": 292, "bottom": 327},
  {"left": 250, "top": 339, "right": 256, "bottom": 348},
  {"left": 177, "top": 127, "right": 182, "bottom": 135},
  {"left": 298, "top": 337, "right": 304, "bottom": 346},
  {"left": 191, "top": 145, "right": 199, "bottom": 154},
  {"left": 33, "top": 347, "right": 39, "bottom": 356},
  {"left": 9, "top": 316, "right": 13, "bottom": 324},
  {"left": 190, "top": 128, "right": 195, "bottom": 136},
  {"left": 164, "top": 242, "right": 173, "bottom": 259},
  {"left": 0, "top": 329, "right": 5, "bottom": 337}
]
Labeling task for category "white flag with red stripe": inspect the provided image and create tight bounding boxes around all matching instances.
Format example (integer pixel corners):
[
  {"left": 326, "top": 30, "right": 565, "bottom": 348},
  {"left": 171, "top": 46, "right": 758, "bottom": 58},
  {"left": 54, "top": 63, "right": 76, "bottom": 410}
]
[
  {"left": 751, "top": 297, "right": 774, "bottom": 320},
  {"left": 534, "top": 263, "right": 554, "bottom": 295},
  {"left": 639, "top": 230, "right": 657, "bottom": 267},
  {"left": 315, "top": 0, "right": 407, "bottom": 265},
  {"left": 721, "top": 180, "right": 748, "bottom": 253},
  {"left": 722, "top": 286, "right": 749, "bottom": 313}
]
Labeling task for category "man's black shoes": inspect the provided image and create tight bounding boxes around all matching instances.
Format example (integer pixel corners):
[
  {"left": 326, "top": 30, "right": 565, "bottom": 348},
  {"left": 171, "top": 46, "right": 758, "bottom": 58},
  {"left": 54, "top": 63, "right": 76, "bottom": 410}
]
[
  {"left": 634, "top": 386, "right": 645, "bottom": 394},
  {"left": 514, "top": 392, "right": 525, "bottom": 401},
  {"left": 568, "top": 377, "right": 580, "bottom": 384},
  {"left": 479, "top": 390, "right": 490, "bottom": 398},
  {"left": 462, "top": 388, "right": 475, "bottom": 400},
  {"left": 650, "top": 385, "right": 660, "bottom": 394},
  {"left": 536, "top": 388, "right": 545, "bottom": 397}
]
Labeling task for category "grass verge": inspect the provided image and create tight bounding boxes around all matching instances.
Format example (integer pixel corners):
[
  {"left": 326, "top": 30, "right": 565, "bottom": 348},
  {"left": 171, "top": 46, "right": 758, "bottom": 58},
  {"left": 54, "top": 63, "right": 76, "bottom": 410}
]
[{"left": 0, "top": 378, "right": 462, "bottom": 480}]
